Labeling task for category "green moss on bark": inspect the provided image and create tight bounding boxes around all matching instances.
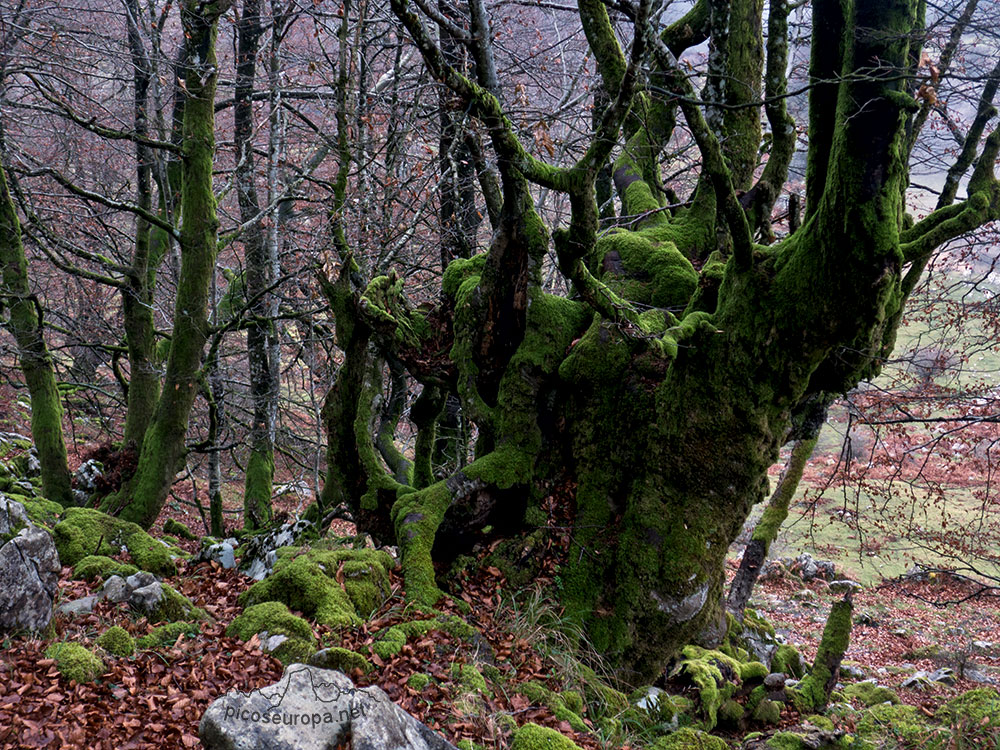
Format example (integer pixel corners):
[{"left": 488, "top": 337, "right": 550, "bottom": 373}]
[
  {"left": 243, "top": 449, "right": 274, "bottom": 531},
  {"left": 113, "top": 0, "right": 231, "bottom": 530},
  {"left": 0, "top": 163, "right": 72, "bottom": 507},
  {"left": 795, "top": 598, "right": 852, "bottom": 712}
]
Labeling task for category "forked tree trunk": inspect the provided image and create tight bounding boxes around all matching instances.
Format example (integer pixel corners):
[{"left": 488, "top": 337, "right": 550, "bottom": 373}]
[{"left": 112, "top": 0, "right": 233, "bottom": 529}]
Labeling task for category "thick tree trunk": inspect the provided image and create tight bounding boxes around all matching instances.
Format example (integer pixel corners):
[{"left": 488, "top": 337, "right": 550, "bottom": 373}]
[
  {"left": 0, "top": 163, "right": 72, "bottom": 506},
  {"left": 113, "top": 0, "right": 232, "bottom": 529},
  {"left": 317, "top": 271, "right": 371, "bottom": 516},
  {"left": 382, "top": 0, "right": 998, "bottom": 688}
]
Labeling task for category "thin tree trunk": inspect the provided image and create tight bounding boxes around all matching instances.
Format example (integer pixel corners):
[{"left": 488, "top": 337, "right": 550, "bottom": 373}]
[
  {"left": 238, "top": 0, "right": 276, "bottom": 530},
  {"left": 0, "top": 162, "right": 72, "bottom": 506},
  {"left": 122, "top": 0, "right": 162, "bottom": 448},
  {"left": 727, "top": 433, "right": 820, "bottom": 618}
]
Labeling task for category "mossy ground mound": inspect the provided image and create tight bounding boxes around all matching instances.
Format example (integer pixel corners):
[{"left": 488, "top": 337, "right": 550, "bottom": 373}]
[
  {"left": 308, "top": 646, "right": 372, "bottom": 674},
  {"left": 842, "top": 681, "right": 899, "bottom": 707},
  {"left": 53, "top": 508, "right": 179, "bottom": 576},
  {"left": 95, "top": 626, "right": 135, "bottom": 657},
  {"left": 650, "top": 727, "right": 729, "bottom": 749},
  {"left": 135, "top": 621, "right": 201, "bottom": 650},
  {"left": 370, "top": 614, "right": 476, "bottom": 658},
  {"left": 44, "top": 642, "right": 105, "bottom": 683},
  {"left": 510, "top": 723, "right": 585, "bottom": 750},
  {"left": 517, "top": 681, "right": 586, "bottom": 732},
  {"left": 238, "top": 547, "right": 394, "bottom": 627}
]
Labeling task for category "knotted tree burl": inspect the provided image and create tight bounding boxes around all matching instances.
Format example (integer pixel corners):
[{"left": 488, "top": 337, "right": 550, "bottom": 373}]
[{"left": 328, "top": 0, "right": 1000, "bottom": 685}]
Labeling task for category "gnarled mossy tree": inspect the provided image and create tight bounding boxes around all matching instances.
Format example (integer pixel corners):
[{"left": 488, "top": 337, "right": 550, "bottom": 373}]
[{"left": 322, "top": 0, "right": 1000, "bottom": 686}]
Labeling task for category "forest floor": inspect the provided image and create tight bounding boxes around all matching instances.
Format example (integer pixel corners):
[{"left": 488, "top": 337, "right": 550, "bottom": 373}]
[
  {"left": 2, "top": 379, "right": 999, "bottom": 748},
  {"left": 2, "top": 487, "right": 999, "bottom": 749}
]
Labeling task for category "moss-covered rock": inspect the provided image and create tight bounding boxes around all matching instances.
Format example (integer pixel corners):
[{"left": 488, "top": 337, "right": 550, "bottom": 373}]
[
  {"left": 650, "top": 727, "right": 728, "bottom": 749},
  {"left": 44, "top": 642, "right": 105, "bottom": 683},
  {"left": 452, "top": 663, "right": 489, "bottom": 694},
  {"left": 227, "top": 601, "right": 314, "bottom": 642},
  {"left": 95, "top": 625, "right": 135, "bottom": 657},
  {"left": 510, "top": 723, "right": 584, "bottom": 750},
  {"left": 804, "top": 715, "right": 836, "bottom": 731},
  {"left": 842, "top": 681, "right": 900, "bottom": 707},
  {"left": 163, "top": 518, "right": 197, "bottom": 541},
  {"left": 18, "top": 496, "right": 63, "bottom": 530},
  {"left": 752, "top": 698, "right": 782, "bottom": 725},
  {"left": 72, "top": 555, "right": 126, "bottom": 581},
  {"left": 227, "top": 601, "right": 316, "bottom": 665},
  {"left": 145, "top": 583, "right": 206, "bottom": 623},
  {"left": 672, "top": 645, "right": 767, "bottom": 729},
  {"left": 52, "top": 508, "right": 178, "bottom": 576},
  {"left": 237, "top": 547, "right": 394, "bottom": 627},
  {"left": 268, "top": 637, "right": 315, "bottom": 665},
  {"left": 135, "top": 621, "right": 201, "bottom": 650},
  {"left": 771, "top": 644, "right": 805, "bottom": 679},
  {"left": 308, "top": 646, "right": 372, "bottom": 674}
]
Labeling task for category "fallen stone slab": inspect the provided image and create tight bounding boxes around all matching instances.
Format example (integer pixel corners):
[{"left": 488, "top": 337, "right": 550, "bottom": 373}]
[{"left": 199, "top": 664, "right": 457, "bottom": 750}]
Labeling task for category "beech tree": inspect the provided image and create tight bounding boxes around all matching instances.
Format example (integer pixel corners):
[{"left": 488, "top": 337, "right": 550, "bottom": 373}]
[{"left": 316, "top": 0, "right": 1000, "bottom": 685}]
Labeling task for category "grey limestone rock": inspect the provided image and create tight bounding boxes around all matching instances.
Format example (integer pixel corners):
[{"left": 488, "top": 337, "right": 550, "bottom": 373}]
[
  {"left": 0, "top": 497, "right": 61, "bottom": 632},
  {"left": 200, "top": 664, "right": 457, "bottom": 750}
]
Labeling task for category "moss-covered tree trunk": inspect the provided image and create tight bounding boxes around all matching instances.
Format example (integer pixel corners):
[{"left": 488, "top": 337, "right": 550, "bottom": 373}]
[
  {"left": 121, "top": 0, "right": 165, "bottom": 450},
  {"left": 0, "top": 161, "right": 73, "bottom": 506},
  {"left": 112, "top": 0, "right": 233, "bottom": 529},
  {"left": 236, "top": 0, "right": 277, "bottom": 530}
]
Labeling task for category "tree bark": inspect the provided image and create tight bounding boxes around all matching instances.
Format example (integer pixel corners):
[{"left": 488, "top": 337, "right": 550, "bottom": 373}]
[
  {"left": 0, "top": 162, "right": 72, "bottom": 506},
  {"left": 236, "top": 0, "right": 277, "bottom": 530}
]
